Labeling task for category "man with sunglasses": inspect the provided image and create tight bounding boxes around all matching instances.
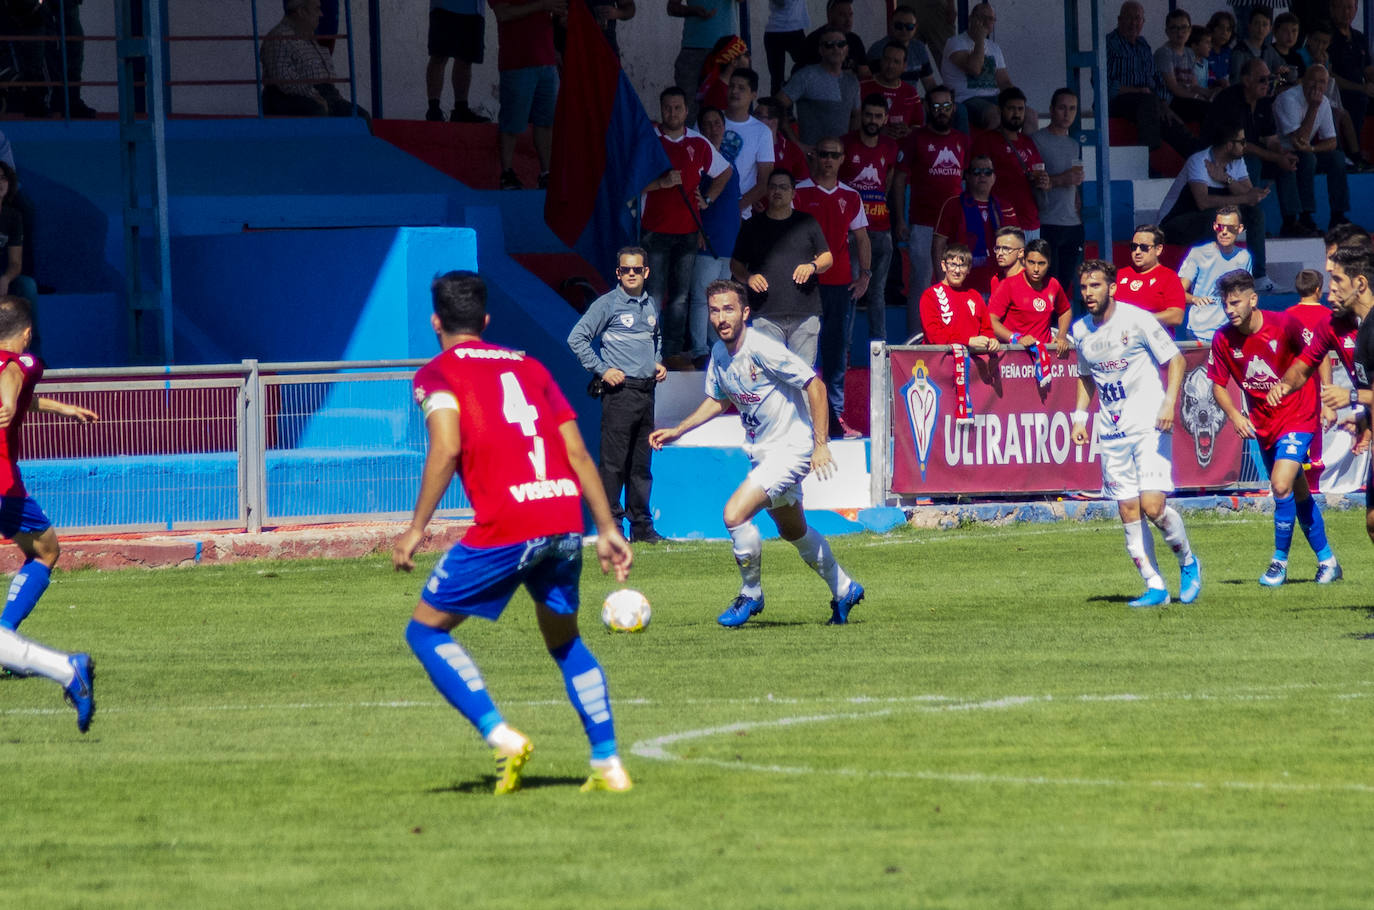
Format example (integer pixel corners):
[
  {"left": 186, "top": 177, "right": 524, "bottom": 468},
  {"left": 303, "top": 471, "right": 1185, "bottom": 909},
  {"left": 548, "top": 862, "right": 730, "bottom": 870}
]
[
  {"left": 1178, "top": 206, "right": 1253, "bottom": 344},
  {"left": 1159, "top": 122, "right": 1272, "bottom": 295},
  {"left": 892, "top": 84, "right": 968, "bottom": 336},
  {"left": 567, "top": 247, "right": 668, "bottom": 544},
  {"left": 932, "top": 154, "right": 1019, "bottom": 296},
  {"left": 1114, "top": 224, "right": 1186, "bottom": 333},
  {"left": 779, "top": 27, "right": 862, "bottom": 151}
]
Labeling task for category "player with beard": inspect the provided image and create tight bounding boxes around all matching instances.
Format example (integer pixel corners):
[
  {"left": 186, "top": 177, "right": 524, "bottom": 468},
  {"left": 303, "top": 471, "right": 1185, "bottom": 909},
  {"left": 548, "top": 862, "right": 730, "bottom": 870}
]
[
  {"left": 1206, "top": 270, "right": 1341, "bottom": 586},
  {"left": 1269, "top": 244, "right": 1374, "bottom": 551},
  {"left": 649, "top": 280, "right": 865, "bottom": 627},
  {"left": 1071, "top": 259, "right": 1201, "bottom": 607}
]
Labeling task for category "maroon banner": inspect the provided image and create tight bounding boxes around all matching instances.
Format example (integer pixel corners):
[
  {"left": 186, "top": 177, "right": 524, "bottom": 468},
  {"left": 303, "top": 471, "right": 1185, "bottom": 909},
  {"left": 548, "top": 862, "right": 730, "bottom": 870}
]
[{"left": 890, "top": 346, "right": 1245, "bottom": 495}]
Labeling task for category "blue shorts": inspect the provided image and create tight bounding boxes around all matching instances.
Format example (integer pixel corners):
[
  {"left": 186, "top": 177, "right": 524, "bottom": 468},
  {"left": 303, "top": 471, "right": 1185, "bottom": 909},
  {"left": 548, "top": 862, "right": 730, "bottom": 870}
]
[
  {"left": 1261, "top": 432, "right": 1315, "bottom": 472},
  {"left": 498, "top": 65, "right": 559, "bottom": 133},
  {"left": 0, "top": 496, "right": 51, "bottom": 539},
  {"left": 420, "top": 532, "right": 582, "bottom": 620}
]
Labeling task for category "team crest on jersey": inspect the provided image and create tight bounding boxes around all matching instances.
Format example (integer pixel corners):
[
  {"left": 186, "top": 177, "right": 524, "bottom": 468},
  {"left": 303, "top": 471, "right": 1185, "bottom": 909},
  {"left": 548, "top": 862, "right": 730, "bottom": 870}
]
[
  {"left": 1130, "top": 280, "right": 1143, "bottom": 292},
  {"left": 1301, "top": 328, "right": 1313, "bottom": 345},
  {"left": 838, "top": 197, "right": 848, "bottom": 214},
  {"left": 619, "top": 313, "right": 635, "bottom": 328},
  {"left": 899, "top": 359, "right": 941, "bottom": 481},
  {"left": 18, "top": 354, "right": 32, "bottom": 368},
  {"left": 1033, "top": 297, "right": 1047, "bottom": 312},
  {"left": 1268, "top": 339, "right": 1278, "bottom": 352}
]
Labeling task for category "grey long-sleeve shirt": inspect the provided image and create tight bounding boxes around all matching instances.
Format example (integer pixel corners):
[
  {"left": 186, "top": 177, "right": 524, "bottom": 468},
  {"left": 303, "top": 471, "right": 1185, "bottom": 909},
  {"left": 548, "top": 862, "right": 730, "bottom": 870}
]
[{"left": 567, "top": 286, "right": 662, "bottom": 380}]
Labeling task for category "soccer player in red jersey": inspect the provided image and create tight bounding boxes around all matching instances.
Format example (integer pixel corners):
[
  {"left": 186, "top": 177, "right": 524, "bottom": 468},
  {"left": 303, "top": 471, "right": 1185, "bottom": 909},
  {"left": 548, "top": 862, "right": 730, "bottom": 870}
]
[
  {"left": 1206, "top": 270, "right": 1342, "bottom": 586},
  {"left": 990, "top": 237, "right": 1072, "bottom": 378},
  {"left": 919, "top": 244, "right": 1000, "bottom": 350},
  {"left": 0, "top": 296, "right": 98, "bottom": 732},
  {"left": 1282, "top": 269, "right": 1339, "bottom": 489},
  {"left": 393, "top": 272, "right": 635, "bottom": 794},
  {"left": 1114, "top": 224, "right": 1186, "bottom": 332}
]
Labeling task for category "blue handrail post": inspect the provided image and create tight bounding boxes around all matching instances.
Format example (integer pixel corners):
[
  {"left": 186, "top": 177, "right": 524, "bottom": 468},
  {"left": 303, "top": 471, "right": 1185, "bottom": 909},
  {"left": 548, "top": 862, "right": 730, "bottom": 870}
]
[
  {"left": 57, "top": 0, "right": 69, "bottom": 121},
  {"left": 251, "top": 0, "right": 264, "bottom": 118},
  {"left": 344, "top": 0, "right": 358, "bottom": 116},
  {"left": 368, "top": 0, "right": 383, "bottom": 118}
]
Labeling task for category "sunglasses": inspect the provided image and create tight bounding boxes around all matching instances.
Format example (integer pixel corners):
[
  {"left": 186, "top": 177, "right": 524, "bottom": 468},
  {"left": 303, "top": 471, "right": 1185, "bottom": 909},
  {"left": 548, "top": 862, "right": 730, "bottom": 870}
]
[
  {"left": 968, "top": 167, "right": 995, "bottom": 176},
  {"left": 821, "top": 40, "right": 847, "bottom": 49},
  {"left": 1213, "top": 223, "right": 1240, "bottom": 233},
  {"left": 893, "top": 21, "right": 917, "bottom": 30},
  {"left": 816, "top": 150, "right": 844, "bottom": 159},
  {"left": 929, "top": 101, "right": 954, "bottom": 110},
  {"left": 1129, "top": 242, "right": 1156, "bottom": 252},
  {"left": 616, "top": 266, "right": 647, "bottom": 275}
]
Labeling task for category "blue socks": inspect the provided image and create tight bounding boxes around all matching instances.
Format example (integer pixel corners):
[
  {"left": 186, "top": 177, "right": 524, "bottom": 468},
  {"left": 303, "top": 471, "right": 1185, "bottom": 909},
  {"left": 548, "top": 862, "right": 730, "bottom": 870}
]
[
  {"left": 405, "top": 620, "right": 502, "bottom": 736},
  {"left": 1295, "top": 494, "right": 1333, "bottom": 561},
  {"left": 550, "top": 637, "right": 617, "bottom": 760},
  {"left": 1273, "top": 491, "right": 1296, "bottom": 560},
  {"left": 1, "top": 560, "right": 50, "bottom": 631}
]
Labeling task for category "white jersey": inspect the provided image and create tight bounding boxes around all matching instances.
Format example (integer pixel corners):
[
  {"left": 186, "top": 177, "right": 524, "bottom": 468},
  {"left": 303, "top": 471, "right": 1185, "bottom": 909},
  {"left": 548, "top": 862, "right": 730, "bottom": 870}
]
[
  {"left": 706, "top": 327, "right": 816, "bottom": 458},
  {"left": 1071, "top": 301, "right": 1180, "bottom": 438}
]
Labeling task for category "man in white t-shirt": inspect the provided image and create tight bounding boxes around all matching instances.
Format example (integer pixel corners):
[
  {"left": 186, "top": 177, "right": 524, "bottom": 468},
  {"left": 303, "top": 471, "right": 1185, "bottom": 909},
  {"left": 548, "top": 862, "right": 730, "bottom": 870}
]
[
  {"left": 1178, "top": 205, "right": 1253, "bottom": 344},
  {"left": 722, "top": 68, "right": 775, "bottom": 217},
  {"left": 939, "top": 2, "right": 1013, "bottom": 130},
  {"left": 649, "top": 280, "right": 865, "bottom": 628},
  {"left": 1071, "top": 259, "right": 1201, "bottom": 608},
  {"left": 1159, "top": 125, "right": 1274, "bottom": 292},
  {"left": 1271, "top": 65, "right": 1350, "bottom": 235}
]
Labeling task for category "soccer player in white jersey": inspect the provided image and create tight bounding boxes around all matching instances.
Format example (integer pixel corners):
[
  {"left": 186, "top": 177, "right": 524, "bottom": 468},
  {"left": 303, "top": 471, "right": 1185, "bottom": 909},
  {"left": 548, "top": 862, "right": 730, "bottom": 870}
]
[
  {"left": 649, "top": 279, "right": 865, "bottom": 627},
  {"left": 1070, "top": 259, "right": 1202, "bottom": 607}
]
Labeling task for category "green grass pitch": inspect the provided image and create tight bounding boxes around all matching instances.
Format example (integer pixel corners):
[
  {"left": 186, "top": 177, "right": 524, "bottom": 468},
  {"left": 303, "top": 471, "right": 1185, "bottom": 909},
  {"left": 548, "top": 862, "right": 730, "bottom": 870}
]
[{"left": 3, "top": 513, "right": 1372, "bottom": 908}]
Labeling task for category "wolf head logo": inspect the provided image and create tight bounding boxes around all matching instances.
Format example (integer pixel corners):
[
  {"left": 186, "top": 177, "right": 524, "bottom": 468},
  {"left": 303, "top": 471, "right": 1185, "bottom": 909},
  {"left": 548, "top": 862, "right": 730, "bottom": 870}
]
[{"left": 1180, "top": 365, "right": 1227, "bottom": 467}]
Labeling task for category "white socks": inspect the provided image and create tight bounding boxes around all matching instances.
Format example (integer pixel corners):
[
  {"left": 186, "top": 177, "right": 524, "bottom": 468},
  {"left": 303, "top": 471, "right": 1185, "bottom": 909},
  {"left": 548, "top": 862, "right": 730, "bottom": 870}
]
[
  {"left": 728, "top": 522, "right": 763, "bottom": 598},
  {"left": 1124, "top": 521, "right": 1165, "bottom": 589},
  {"left": 788, "top": 527, "right": 851, "bottom": 599},
  {"left": 0, "top": 627, "right": 75, "bottom": 686},
  {"left": 1153, "top": 506, "right": 1194, "bottom": 565}
]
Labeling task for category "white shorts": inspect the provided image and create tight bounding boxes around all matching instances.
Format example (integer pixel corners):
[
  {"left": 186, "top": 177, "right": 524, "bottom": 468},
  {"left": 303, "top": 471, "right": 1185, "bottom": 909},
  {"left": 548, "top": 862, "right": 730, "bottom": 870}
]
[
  {"left": 1099, "top": 427, "right": 1174, "bottom": 500},
  {"left": 747, "top": 446, "right": 812, "bottom": 508}
]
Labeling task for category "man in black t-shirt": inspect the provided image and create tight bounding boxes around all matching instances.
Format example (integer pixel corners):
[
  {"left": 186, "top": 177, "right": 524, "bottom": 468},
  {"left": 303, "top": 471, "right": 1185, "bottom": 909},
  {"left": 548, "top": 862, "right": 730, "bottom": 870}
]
[{"left": 730, "top": 169, "right": 832, "bottom": 366}]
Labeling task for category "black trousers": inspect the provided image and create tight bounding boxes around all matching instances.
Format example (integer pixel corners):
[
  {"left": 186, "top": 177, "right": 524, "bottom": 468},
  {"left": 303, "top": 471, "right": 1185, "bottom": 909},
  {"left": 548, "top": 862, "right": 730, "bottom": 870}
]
[{"left": 599, "top": 381, "right": 655, "bottom": 533}]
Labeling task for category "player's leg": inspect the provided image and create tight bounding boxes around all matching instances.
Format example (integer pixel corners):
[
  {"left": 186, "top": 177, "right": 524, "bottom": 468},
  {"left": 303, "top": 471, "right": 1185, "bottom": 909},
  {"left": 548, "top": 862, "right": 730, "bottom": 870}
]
[
  {"left": 1137, "top": 428, "right": 1200, "bottom": 602},
  {"left": 404, "top": 541, "right": 531, "bottom": 792},
  {"left": 1277, "top": 434, "right": 1340, "bottom": 580},
  {"left": 1260, "top": 442, "right": 1298, "bottom": 586},
  {"left": 718, "top": 478, "right": 774, "bottom": 627},
  {"left": 0, "top": 499, "right": 58, "bottom": 632},
  {"left": 768, "top": 499, "right": 862, "bottom": 624},
  {"left": 1119, "top": 496, "right": 1169, "bottom": 607},
  {"left": 528, "top": 543, "right": 631, "bottom": 792},
  {"left": 0, "top": 627, "right": 94, "bottom": 732}
]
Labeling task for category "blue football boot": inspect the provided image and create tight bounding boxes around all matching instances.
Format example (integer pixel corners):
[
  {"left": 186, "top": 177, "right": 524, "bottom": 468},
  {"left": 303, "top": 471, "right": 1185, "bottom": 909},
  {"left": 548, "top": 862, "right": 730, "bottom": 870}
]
[
  {"left": 1179, "top": 557, "right": 1202, "bottom": 605},
  {"left": 63, "top": 653, "right": 95, "bottom": 734},
  {"left": 1259, "top": 559, "right": 1288, "bottom": 587},
  {"left": 718, "top": 594, "right": 764, "bottom": 628},
  {"left": 827, "top": 581, "right": 865, "bottom": 625},
  {"left": 1128, "top": 587, "right": 1170, "bottom": 608}
]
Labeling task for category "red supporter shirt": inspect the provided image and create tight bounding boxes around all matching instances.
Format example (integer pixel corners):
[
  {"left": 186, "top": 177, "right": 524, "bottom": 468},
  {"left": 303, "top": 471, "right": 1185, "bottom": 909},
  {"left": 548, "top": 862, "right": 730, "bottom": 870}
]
[
  {"left": 411, "top": 341, "right": 584, "bottom": 548},
  {"left": 793, "top": 179, "right": 869, "bottom": 286},
  {"left": 1207, "top": 311, "right": 1318, "bottom": 446},
  {"left": 487, "top": 0, "right": 557, "bottom": 71},
  {"left": 1114, "top": 265, "right": 1185, "bottom": 319},
  {"left": 1297, "top": 309, "right": 1361, "bottom": 378},
  {"left": 0, "top": 349, "right": 41, "bottom": 498},
  {"left": 988, "top": 272, "right": 1070, "bottom": 344},
  {"left": 773, "top": 133, "right": 810, "bottom": 182},
  {"left": 919, "top": 282, "right": 993, "bottom": 345},
  {"left": 970, "top": 130, "right": 1045, "bottom": 231},
  {"left": 933, "top": 193, "right": 1018, "bottom": 296},
  {"left": 899, "top": 126, "right": 969, "bottom": 226},
  {"left": 641, "top": 126, "right": 729, "bottom": 235},
  {"left": 860, "top": 78, "right": 923, "bottom": 129},
  {"left": 697, "top": 76, "right": 729, "bottom": 110},
  {"left": 839, "top": 133, "right": 899, "bottom": 232}
]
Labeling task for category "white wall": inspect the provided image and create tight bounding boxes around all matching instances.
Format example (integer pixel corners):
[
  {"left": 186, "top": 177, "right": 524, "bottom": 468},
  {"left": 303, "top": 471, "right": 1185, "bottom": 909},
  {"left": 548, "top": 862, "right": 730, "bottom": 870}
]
[{"left": 68, "top": 0, "right": 1307, "bottom": 119}]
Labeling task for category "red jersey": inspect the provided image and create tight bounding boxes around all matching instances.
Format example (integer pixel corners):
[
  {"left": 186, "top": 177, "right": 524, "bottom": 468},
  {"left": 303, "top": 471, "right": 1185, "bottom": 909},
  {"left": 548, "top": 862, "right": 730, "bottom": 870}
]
[
  {"left": 488, "top": 0, "right": 556, "bottom": 70},
  {"left": 1297, "top": 309, "right": 1361, "bottom": 379},
  {"left": 988, "top": 272, "right": 1070, "bottom": 344},
  {"left": 1115, "top": 265, "right": 1185, "bottom": 319},
  {"left": 933, "top": 193, "right": 1018, "bottom": 296},
  {"left": 773, "top": 133, "right": 810, "bottom": 182},
  {"left": 919, "top": 282, "right": 993, "bottom": 346},
  {"left": 970, "top": 130, "right": 1045, "bottom": 231},
  {"left": 793, "top": 179, "right": 869, "bottom": 286},
  {"left": 859, "top": 78, "right": 923, "bottom": 129},
  {"left": 411, "top": 341, "right": 583, "bottom": 548},
  {"left": 839, "top": 133, "right": 899, "bottom": 232},
  {"left": 0, "top": 349, "right": 40, "bottom": 498},
  {"left": 641, "top": 126, "right": 729, "bottom": 235},
  {"left": 697, "top": 76, "right": 729, "bottom": 110},
  {"left": 1207, "top": 311, "right": 1318, "bottom": 446},
  {"left": 899, "top": 126, "right": 969, "bottom": 226}
]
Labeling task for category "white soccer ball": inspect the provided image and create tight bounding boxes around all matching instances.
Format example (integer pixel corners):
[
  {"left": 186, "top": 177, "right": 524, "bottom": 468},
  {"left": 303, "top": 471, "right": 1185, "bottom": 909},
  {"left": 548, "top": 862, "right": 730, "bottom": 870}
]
[{"left": 602, "top": 588, "right": 652, "bottom": 632}]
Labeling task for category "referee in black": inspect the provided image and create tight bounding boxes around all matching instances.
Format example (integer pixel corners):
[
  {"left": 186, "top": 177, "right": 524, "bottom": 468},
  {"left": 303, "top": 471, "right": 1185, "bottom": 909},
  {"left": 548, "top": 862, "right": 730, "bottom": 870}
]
[{"left": 568, "top": 246, "right": 668, "bottom": 543}]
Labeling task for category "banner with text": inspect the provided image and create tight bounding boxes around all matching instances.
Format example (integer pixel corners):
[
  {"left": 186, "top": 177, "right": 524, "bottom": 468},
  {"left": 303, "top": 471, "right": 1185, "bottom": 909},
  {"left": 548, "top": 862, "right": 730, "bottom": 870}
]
[{"left": 889, "top": 347, "right": 1245, "bottom": 495}]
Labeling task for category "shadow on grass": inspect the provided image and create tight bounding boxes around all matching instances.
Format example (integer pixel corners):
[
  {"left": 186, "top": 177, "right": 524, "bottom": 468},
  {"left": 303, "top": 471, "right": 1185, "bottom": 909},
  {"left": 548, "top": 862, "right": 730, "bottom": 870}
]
[
  {"left": 431, "top": 774, "right": 587, "bottom": 795},
  {"left": 1086, "top": 595, "right": 1133, "bottom": 604}
]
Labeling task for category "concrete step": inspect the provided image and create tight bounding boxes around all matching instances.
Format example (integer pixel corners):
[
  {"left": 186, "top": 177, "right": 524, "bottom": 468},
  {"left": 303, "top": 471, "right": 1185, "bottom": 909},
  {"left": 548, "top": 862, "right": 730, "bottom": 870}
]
[
  {"left": 1081, "top": 144, "right": 1150, "bottom": 182},
  {"left": 1128, "top": 177, "right": 1177, "bottom": 223}
]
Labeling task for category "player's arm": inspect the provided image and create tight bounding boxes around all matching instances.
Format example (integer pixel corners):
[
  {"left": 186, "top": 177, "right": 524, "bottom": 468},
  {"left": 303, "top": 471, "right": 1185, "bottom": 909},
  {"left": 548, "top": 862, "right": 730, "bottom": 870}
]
[
  {"left": 0, "top": 361, "right": 21, "bottom": 428},
  {"left": 393, "top": 405, "right": 460, "bottom": 572},
  {"left": 1052, "top": 308, "right": 1073, "bottom": 356},
  {"left": 1157, "top": 352, "right": 1184, "bottom": 432},
  {"left": 561, "top": 419, "right": 632, "bottom": 582},
  {"left": 989, "top": 312, "right": 1013, "bottom": 343},
  {"left": 648, "top": 396, "right": 729, "bottom": 448},
  {"left": 803, "top": 375, "right": 836, "bottom": 480},
  {"left": 31, "top": 396, "right": 99, "bottom": 423},
  {"left": 1212, "top": 379, "right": 1255, "bottom": 438},
  {"left": 1267, "top": 355, "right": 1317, "bottom": 407},
  {"left": 848, "top": 227, "right": 871, "bottom": 300},
  {"left": 1070, "top": 372, "right": 1094, "bottom": 444}
]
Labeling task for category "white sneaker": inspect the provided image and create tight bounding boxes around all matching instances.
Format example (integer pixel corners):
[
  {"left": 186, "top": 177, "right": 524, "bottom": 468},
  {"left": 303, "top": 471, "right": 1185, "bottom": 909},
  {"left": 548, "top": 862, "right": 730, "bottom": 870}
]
[{"left": 1252, "top": 276, "right": 1279, "bottom": 294}]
